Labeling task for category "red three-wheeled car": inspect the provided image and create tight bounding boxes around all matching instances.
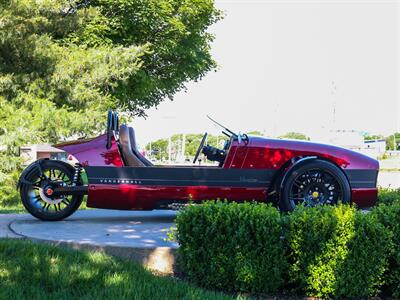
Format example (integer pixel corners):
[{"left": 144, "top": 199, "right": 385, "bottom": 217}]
[{"left": 18, "top": 111, "right": 379, "bottom": 221}]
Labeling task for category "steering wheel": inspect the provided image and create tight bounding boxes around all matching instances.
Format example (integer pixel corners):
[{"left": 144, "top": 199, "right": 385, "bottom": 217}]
[
  {"left": 106, "top": 110, "right": 113, "bottom": 149},
  {"left": 193, "top": 132, "right": 208, "bottom": 164}
]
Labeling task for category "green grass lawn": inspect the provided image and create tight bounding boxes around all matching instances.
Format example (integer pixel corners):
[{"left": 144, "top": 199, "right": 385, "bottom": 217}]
[
  {"left": 0, "top": 239, "right": 237, "bottom": 300},
  {"left": 0, "top": 198, "right": 90, "bottom": 214}
]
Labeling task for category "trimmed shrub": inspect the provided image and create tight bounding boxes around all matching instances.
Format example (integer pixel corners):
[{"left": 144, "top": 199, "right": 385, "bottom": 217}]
[
  {"left": 175, "top": 201, "right": 286, "bottom": 293},
  {"left": 0, "top": 170, "right": 20, "bottom": 207},
  {"left": 287, "top": 205, "right": 356, "bottom": 296},
  {"left": 373, "top": 202, "right": 400, "bottom": 297},
  {"left": 175, "top": 202, "right": 392, "bottom": 298},
  {"left": 332, "top": 212, "right": 391, "bottom": 298},
  {"left": 378, "top": 188, "right": 400, "bottom": 205},
  {"left": 288, "top": 205, "right": 390, "bottom": 298}
]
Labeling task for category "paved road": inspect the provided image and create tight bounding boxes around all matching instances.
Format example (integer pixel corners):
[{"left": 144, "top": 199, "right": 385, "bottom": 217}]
[{"left": 378, "top": 171, "right": 400, "bottom": 189}]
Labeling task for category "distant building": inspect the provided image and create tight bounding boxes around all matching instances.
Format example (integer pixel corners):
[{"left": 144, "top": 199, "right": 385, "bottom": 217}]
[
  {"left": 364, "top": 139, "right": 387, "bottom": 152},
  {"left": 314, "top": 130, "right": 386, "bottom": 159},
  {"left": 329, "top": 130, "right": 364, "bottom": 149},
  {"left": 20, "top": 144, "right": 67, "bottom": 165}
]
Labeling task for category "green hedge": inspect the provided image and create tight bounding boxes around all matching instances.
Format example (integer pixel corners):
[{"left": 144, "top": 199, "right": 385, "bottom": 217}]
[
  {"left": 175, "top": 202, "right": 286, "bottom": 293},
  {"left": 373, "top": 202, "right": 400, "bottom": 297},
  {"left": 288, "top": 206, "right": 390, "bottom": 298},
  {"left": 377, "top": 188, "right": 400, "bottom": 205},
  {"left": 175, "top": 202, "right": 395, "bottom": 299}
]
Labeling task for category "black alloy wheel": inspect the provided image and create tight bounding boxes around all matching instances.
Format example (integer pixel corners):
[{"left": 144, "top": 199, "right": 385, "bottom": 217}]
[
  {"left": 279, "top": 159, "right": 351, "bottom": 212},
  {"left": 20, "top": 160, "right": 83, "bottom": 221}
]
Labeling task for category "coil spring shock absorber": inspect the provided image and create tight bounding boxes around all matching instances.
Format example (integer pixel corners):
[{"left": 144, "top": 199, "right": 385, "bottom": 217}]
[{"left": 72, "top": 163, "right": 82, "bottom": 186}]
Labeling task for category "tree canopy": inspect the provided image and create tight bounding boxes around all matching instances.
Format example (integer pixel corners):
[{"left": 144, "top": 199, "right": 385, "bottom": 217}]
[
  {"left": 0, "top": 0, "right": 221, "bottom": 148},
  {"left": 247, "top": 130, "right": 264, "bottom": 136},
  {"left": 278, "top": 132, "right": 310, "bottom": 141},
  {"left": 0, "top": 0, "right": 221, "bottom": 149},
  {"left": 364, "top": 134, "right": 385, "bottom": 141}
]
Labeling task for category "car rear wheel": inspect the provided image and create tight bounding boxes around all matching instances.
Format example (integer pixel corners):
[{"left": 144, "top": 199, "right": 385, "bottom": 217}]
[
  {"left": 279, "top": 159, "right": 351, "bottom": 212},
  {"left": 20, "top": 160, "right": 83, "bottom": 221}
]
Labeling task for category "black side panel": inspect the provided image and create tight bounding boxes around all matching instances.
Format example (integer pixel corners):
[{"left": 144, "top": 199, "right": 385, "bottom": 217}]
[
  {"left": 85, "top": 166, "right": 275, "bottom": 188},
  {"left": 344, "top": 169, "right": 378, "bottom": 189}
]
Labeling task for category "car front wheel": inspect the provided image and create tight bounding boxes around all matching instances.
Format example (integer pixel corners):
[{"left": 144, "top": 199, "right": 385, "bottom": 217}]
[{"left": 279, "top": 159, "right": 351, "bottom": 212}]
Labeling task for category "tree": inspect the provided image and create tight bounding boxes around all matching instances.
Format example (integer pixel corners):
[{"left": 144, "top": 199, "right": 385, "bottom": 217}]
[
  {"left": 0, "top": 0, "right": 221, "bottom": 140},
  {"left": 363, "top": 134, "right": 384, "bottom": 141},
  {"left": 386, "top": 133, "right": 400, "bottom": 151},
  {"left": 279, "top": 132, "right": 310, "bottom": 141},
  {"left": 0, "top": 0, "right": 221, "bottom": 203},
  {"left": 82, "top": 0, "right": 223, "bottom": 116},
  {"left": 247, "top": 130, "right": 264, "bottom": 136}
]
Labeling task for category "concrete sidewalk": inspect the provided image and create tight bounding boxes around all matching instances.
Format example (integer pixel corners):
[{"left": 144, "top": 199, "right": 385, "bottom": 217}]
[
  {"left": 0, "top": 213, "right": 24, "bottom": 239},
  {"left": 2, "top": 210, "right": 179, "bottom": 273}
]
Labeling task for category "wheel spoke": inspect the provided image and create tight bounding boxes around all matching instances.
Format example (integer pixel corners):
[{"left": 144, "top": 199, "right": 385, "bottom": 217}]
[
  {"left": 57, "top": 171, "right": 64, "bottom": 179},
  {"left": 62, "top": 199, "right": 70, "bottom": 206},
  {"left": 293, "top": 180, "right": 304, "bottom": 189}
]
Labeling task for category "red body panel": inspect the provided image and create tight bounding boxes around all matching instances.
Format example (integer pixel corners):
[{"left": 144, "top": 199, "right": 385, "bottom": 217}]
[
  {"left": 56, "top": 134, "right": 123, "bottom": 167},
  {"left": 55, "top": 134, "right": 379, "bottom": 210},
  {"left": 224, "top": 137, "right": 378, "bottom": 170},
  {"left": 221, "top": 137, "right": 378, "bottom": 208},
  {"left": 351, "top": 188, "right": 378, "bottom": 208},
  {"left": 87, "top": 184, "right": 267, "bottom": 210}
]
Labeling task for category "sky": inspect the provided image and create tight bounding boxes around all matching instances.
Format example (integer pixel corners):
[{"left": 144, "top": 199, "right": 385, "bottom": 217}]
[{"left": 133, "top": 0, "right": 399, "bottom": 146}]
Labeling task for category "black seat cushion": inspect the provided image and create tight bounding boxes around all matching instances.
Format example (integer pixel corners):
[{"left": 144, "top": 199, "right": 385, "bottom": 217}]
[
  {"left": 128, "top": 127, "right": 153, "bottom": 166},
  {"left": 119, "top": 125, "right": 146, "bottom": 167}
]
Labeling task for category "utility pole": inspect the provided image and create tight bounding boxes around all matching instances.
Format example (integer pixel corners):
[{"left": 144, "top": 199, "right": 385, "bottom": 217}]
[
  {"left": 168, "top": 136, "right": 171, "bottom": 164},
  {"left": 331, "top": 81, "right": 337, "bottom": 131}
]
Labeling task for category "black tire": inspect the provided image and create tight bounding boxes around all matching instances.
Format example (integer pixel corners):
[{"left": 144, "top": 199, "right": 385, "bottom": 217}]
[
  {"left": 279, "top": 159, "right": 351, "bottom": 212},
  {"left": 20, "top": 160, "right": 83, "bottom": 221}
]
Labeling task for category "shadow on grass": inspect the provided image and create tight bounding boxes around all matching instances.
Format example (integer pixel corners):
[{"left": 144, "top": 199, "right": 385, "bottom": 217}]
[{"left": 0, "top": 239, "right": 234, "bottom": 300}]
